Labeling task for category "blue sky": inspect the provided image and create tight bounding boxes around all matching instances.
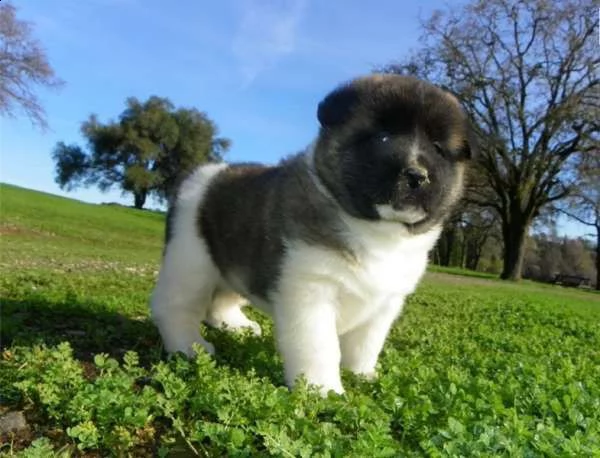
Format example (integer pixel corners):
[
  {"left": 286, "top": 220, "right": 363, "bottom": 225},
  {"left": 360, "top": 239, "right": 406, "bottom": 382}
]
[{"left": 0, "top": 0, "right": 591, "bottom": 238}]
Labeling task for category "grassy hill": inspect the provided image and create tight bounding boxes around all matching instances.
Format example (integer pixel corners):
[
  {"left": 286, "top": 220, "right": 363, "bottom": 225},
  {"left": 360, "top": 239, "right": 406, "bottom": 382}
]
[
  {"left": 1, "top": 183, "right": 599, "bottom": 456},
  {"left": 1, "top": 183, "right": 164, "bottom": 266}
]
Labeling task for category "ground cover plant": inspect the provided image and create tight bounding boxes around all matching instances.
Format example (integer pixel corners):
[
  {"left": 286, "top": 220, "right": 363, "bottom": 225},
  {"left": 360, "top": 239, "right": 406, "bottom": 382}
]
[{"left": 1, "top": 183, "right": 599, "bottom": 456}]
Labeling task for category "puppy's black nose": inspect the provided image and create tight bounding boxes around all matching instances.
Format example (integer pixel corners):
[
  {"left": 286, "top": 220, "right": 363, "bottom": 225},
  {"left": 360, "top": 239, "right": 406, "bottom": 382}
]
[{"left": 404, "top": 167, "right": 429, "bottom": 189}]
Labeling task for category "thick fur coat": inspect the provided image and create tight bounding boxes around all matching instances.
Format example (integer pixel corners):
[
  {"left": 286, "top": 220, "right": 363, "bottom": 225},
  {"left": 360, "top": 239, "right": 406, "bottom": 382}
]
[{"left": 151, "top": 74, "right": 476, "bottom": 394}]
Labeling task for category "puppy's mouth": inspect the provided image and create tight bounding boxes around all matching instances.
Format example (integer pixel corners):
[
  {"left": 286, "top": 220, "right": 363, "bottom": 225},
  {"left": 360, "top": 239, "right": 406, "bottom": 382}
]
[{"left": 375, "top": 204, "right": 428, "bottom": 224}]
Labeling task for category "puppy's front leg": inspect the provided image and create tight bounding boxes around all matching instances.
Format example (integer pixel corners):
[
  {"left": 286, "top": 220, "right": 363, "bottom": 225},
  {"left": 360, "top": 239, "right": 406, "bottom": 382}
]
[
  {"left": 274, "top": 284, "right": 343, "bottom": 395},
  {"left": 340, "top": 297, "right": 403, "bottom": 379}
]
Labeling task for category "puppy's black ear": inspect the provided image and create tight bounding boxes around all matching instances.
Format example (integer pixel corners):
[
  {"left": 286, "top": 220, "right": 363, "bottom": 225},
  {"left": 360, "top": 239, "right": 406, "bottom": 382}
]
[{"left": 317, "top": 84, "right": 360, "bottom": 128}]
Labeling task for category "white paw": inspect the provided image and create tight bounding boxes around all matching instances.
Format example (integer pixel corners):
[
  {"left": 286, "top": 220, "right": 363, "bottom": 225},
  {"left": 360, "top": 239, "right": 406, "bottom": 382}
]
[
  {"left": 204, "top": 316, "right": 262, "bottom": 336},
  {"left": 287, "top": 373, "right": 345, "bottom": 397},
  {"left": 165, "top": 337, "right": 215, "bottom": 357},
  {"left": 352, "top": 369, "right": 377, "bottom": 381},
  {"left": 341, "top": 359, "right": 378, "bottom": 379},
  {"left": 200, "top": 340, "right": 215, "bottom": 355},
  {"left": 288, "top": 379, "right": 345, "bottom": 397},
  {"left": 245, "top": 320, "right": 262, "bottom": 336},
  {"left": 316, "top": 383, "right": 345, "bottom": 397}
]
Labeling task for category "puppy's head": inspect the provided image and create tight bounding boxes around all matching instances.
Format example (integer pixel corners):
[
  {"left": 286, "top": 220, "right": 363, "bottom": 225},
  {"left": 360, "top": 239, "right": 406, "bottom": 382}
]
[{"left": 313, "top": 74, "right": 476, "bottom": 233}]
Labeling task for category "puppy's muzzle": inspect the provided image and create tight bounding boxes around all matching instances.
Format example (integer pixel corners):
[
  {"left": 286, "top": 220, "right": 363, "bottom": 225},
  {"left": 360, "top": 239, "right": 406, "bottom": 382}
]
[{"left": 403, "top": 166, "right": 430, "bottom": 189}]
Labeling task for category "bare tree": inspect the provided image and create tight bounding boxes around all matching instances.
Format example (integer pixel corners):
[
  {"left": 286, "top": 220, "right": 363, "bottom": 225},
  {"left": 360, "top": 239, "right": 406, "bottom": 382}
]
[
  {"left": 384, "top": 0, "right": 599, "bottom": 280},
  {"left": 0, "top": 2, "right": 63, "bottom": 129}
]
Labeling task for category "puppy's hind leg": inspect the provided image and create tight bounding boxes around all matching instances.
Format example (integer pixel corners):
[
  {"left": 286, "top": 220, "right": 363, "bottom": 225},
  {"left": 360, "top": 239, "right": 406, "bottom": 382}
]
[
  {"left": 150, "top": 237, "right": 218, "bottom": 357},
  {"left": 205, "top": 289, "right": 261, "bottom": 336}
]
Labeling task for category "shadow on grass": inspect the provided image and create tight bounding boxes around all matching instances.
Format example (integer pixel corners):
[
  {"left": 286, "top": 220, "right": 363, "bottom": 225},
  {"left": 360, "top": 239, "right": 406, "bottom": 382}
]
[
  {"left": 1, "top": 296, "right": 285, "bottom": 386},
  {"left": 1, "top": 297, "right": 162, "bottom": 366}
]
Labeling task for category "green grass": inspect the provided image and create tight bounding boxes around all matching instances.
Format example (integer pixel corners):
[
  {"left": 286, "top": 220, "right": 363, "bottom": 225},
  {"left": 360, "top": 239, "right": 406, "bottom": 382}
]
[
  {"left": 1, "top": 183, "right": 599, "bottom": 457},
  {"left": 0, "top": 183, "right": 164, "bottom": 267}
]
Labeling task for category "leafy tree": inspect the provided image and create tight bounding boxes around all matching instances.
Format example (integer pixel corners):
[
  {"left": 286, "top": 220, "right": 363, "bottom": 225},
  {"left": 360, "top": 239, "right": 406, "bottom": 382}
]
[
  {"left": 53, "top": 96, "right": 229, "bottom": 209},
  {"left": 384, "top": 0, "right": 598, "bottom": 280},
  {"left": 0, "top": 2, "right": 64, "bottom": 128}
]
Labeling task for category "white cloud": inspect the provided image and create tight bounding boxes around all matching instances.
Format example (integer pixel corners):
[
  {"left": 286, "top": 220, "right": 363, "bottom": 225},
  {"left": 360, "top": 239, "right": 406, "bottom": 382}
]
[{"left": 232, "top": 0, "right": 307, "bottom": 86}]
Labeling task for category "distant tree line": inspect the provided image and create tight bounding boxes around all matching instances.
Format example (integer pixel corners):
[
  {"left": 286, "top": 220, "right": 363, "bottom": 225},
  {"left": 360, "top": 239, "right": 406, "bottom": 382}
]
[
  {"left": 524, "top": 234, "right": 596, "bottom": 286},
  {"left": 431, "top": 213, "right": 598, "bottom": 289}
]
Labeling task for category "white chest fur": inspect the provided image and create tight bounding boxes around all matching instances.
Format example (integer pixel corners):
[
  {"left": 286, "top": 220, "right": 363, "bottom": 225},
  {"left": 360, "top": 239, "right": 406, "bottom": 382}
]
[{"left": 279, "top": 218, "right": 441, "bottom": 335}]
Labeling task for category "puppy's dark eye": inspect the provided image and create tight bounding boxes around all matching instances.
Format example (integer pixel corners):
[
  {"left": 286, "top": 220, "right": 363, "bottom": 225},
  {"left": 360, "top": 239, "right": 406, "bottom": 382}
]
[{"left": 433, "top": 142, "right": 446, "bottom": 157}]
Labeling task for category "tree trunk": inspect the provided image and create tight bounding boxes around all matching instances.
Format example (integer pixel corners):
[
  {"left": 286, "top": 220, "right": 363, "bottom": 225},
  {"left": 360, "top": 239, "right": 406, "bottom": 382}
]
[
  {"left": 471, "top": 249, "right": 482, "bottom": 271},
  {"left": 500, "top": 219, "right": 528, "bottom": 281},
  {"left": 459, "top": 233, "right": 466, "bottom": 269},
  {"left": 133, "top": 190, "right": 147, "bottom": 209},
  {"left": 439, "top": 226, "right": 456, "bottom": 267},
  {"left": 471, "top": 232, "right": 490, "bottom": 271},
  {"left": 465, "top": 237, "right": 482, "bottom": 271}
]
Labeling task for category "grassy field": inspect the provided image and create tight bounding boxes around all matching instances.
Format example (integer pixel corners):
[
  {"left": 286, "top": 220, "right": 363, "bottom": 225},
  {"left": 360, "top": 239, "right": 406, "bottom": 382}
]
[{"left": 1, "top": 183, "right": 599, "bottom": 457}]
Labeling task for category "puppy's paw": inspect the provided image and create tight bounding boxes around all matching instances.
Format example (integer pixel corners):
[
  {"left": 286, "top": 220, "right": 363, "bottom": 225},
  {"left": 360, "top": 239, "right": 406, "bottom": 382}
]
[
  {"left": 199, "top": 340, "right": 216, "bottom": 356},
  {"left": 353, "top": 370, "right": 377, "bottom": 381},
  {"left": 204, "top": 315, "right": 262, "bottom": 336},
  {"left": 288, "top": 380, "right": 345, "bottom": 397},
  {"left": 166, "top": 337, "right": 215, "bottom": 358},
  {"left": 318, "top": 383, "right": 345, "bottom": 397},
  {"left": 244, "top": 320, "right": 262, "bottom": 336},
  {"left": 288, "top": 373, "right": 345, "bottom": 397}
]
